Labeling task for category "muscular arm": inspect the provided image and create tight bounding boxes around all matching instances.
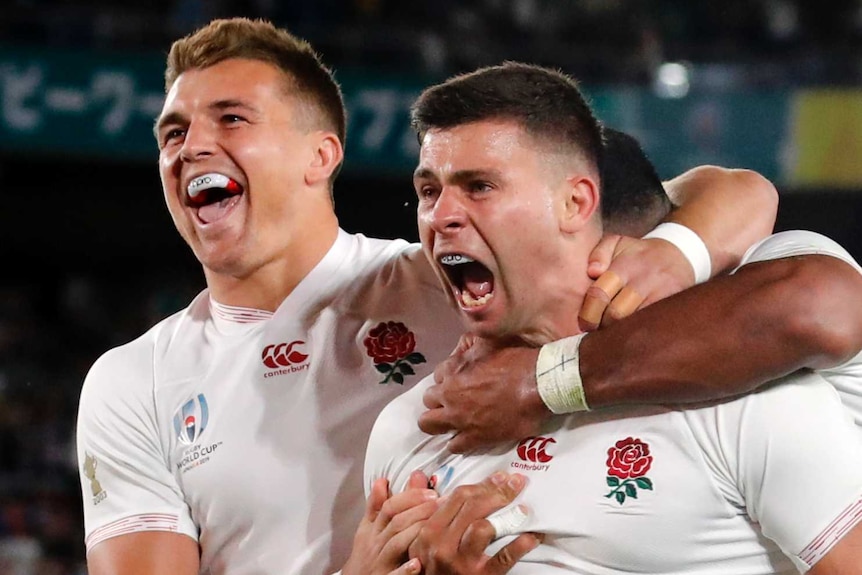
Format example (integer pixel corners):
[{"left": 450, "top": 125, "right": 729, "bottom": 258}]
[
  {"left": 581, "top": 254, "right": 862, "bottom": 408},
  {"left": 87, "top": 532, "right": 199, "bottom": 575},
  {"left": 663, "top": 165, "right": 778, "bottom": 274}
]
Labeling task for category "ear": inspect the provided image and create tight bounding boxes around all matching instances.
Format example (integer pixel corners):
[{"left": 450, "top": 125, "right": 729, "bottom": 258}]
[
  {"left": 305, "top": 131, "right": 344, "bottom": 186},
  {"left": 559, "top": 175, "right": 600, "bottom": 234}
]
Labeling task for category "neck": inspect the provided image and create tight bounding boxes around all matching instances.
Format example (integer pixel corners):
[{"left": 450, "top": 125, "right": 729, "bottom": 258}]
[
  {"left": 205, "top": 216, "right": 339, "bottom": 312},
  {"left": 508, "top": 235, "right": 599, "bottom": 346}
]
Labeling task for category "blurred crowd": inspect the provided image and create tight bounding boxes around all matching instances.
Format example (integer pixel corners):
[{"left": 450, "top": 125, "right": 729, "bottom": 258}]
[
  {"left": 0, "top": 272, "right": 201, "bottom": 574},
  {"left": 4, "top": 0, "right": 862, "bottom": 83}
]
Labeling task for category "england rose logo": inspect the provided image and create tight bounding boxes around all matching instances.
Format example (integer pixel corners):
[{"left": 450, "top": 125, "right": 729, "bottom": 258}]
[
  {"left": 364, "top": 321, "right": 426, "bottom": 384},
  {"left": 604, "top": 437, "right": 654, "bottom": 505}
]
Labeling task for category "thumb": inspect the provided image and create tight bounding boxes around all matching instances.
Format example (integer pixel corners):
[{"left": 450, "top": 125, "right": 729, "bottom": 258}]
[
  {"left": 452, "top": 332, "right": 477, "bottom": 355},
  {"left": 366, "top": 477, "right": 390, "bottom": 522},
  {"left": 587, "top": 234, "right": 622, "bottom": 279}
]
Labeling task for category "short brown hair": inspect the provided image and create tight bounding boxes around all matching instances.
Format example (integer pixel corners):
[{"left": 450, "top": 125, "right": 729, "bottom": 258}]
[
  {"left": 411, "top": 62, "right": 603, "bottom": 178},
  {"left": 165, "top": 17, "right": 346, "bottom": 152}
]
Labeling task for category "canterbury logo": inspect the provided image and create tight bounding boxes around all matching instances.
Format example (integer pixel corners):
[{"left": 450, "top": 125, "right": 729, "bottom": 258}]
[
  {"left": 261, "top": 341, "right": 309, "bottom": 369},
  {"left": 516, "top": 436, "right": 556, "bottom": 463}
]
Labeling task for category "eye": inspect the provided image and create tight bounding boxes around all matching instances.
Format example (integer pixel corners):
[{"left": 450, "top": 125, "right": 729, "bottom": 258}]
[
  {"left": 416, "top": 184, "right": 439, "bottom": 201},
  {"left": 221, "top": 114, "right": 246, "bottom": 125},
  {"left": 469, "top": 181, "right": 493, "bottom": 194},
  {"left": 161, "top": 127, "right": 185, "bottom": 147}
]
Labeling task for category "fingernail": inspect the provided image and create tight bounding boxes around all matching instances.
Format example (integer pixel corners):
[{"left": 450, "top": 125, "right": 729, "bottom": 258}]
[
  {"left": 490, "top": 472, "right": 508, "bottom": 486},
  {"left": 423, "top": 490, "right": 439, "bottom": 500},
  {"left": 531, "top": 532, "right": 545, "bottom": 546},
  {"left": 507, "top": 474, "right": 526, "bottom": 490},
  {"left": 406, "top": 557, "right": 421, "bottom": 573}
]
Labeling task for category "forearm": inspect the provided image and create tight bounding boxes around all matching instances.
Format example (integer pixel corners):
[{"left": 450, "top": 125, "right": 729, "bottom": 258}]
[
  {"left": 580, "top": 255, "right": 862, "bottom": 407},
  {"left": 664, "top": 166, "right": 778, "bottom": 275}
]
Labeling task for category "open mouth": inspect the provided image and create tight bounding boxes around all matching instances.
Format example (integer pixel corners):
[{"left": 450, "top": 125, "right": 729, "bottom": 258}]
[
  {"left": 439, "top": 254, "right": 495, "bottom": 308},
  {"left": 186, "top": 172, "right": 245, "bottom": 224}
]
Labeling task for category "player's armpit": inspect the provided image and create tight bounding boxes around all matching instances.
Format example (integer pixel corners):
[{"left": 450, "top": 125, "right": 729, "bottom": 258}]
[
  {"left": 87, "top": 531, "right": 200, "bottom": 575},
  {"left": 807, "top": 519, "right": 862, "bottom": 575}
]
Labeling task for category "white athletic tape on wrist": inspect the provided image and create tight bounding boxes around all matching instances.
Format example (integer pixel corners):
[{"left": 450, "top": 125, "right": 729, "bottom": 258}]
[
  {"left": 488, "top": 505, "right": 529, "bottom": 540},
  {"left": 642, "top": 222, "right": 712, "bottom": 284},
  {"left": 536, "top": 333, "right": 590, "bottom": 414}
]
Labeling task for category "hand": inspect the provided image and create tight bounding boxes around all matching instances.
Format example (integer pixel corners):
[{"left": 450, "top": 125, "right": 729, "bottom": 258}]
[
  {"left": 409, "top": 472, "right": 541, "bottom": 575},
  {"left": 580, "top": 234, "right": 695, "bottom": 330},
  {"left": 342, "top": 472, "right": 438, "bottom": 575},
  {"left": 418, "top": 335, "right": 550, "bottom": 454}
]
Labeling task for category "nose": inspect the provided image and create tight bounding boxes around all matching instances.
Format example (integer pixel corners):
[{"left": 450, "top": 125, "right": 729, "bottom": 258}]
[
  {"left": 424, "top": 186, "right": 467, "bottom": 235},
  {"left": 179, "top": 120, "right": 216, "bottom": 162}
]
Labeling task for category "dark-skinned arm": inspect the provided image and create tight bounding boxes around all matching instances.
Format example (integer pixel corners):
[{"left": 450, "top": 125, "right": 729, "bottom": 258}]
[
  {"left": 420, "top": 254, "right": 862, "bottom": 452},
  {"left": 580, "top": 254, "right": 862, "bottom": 408}
]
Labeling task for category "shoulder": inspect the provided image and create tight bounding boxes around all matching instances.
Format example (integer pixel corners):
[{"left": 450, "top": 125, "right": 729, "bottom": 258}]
[
  {"left": 345, "top": 232, "right": 438, "bottom": 288},
  {"left": 738, "top": 230, "right": 862, "bottom": 272},
  {"left": 79, "top": 300, "right": 200, "bottom": 413}
]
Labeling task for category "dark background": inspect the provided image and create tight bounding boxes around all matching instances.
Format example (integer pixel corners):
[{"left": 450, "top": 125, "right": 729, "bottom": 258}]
[{"left": 1, "top": 1, "right": 861, "bottom": 573}]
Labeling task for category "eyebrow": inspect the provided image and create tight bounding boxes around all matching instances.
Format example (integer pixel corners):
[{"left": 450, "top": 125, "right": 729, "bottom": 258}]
[
  {"left": 153, "top": 99, "right": 261, "bottom": 139},
  {"left": 413, "top": 167, "right": 504, "bottom": 185}
]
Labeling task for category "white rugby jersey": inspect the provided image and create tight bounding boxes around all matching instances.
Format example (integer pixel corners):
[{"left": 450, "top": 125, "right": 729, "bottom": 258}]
[
  {"left": 76, "top": 230, "right": 462, "bottom": 575},
  {"left": 738, "top": 230, "right": 862, "bottom": 426},
  {"left": 366, "top": 230, "right": 862, "bottom": 574}
]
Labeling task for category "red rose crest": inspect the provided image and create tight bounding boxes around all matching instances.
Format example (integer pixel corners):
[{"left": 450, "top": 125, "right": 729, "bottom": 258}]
[
  {"left": 364, "top": 321, "right": 426, "bottom": 384},
  {"left": 604, "top": 437, "right": 654, "bottom": 505}
]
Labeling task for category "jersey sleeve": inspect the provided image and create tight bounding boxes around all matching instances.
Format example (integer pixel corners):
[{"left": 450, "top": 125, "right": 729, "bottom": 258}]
[
  {"left": 76, "top": 339, "right": 198, "bottom": 551},
  {"left": 737, "top": 229, "right": 862, "bottom": 273},
  {"left": 737, "top": 229, "right": 862, "bottom": 428},
  {"left": 702, "top": 376, "right": 862, "bottom": 571}
]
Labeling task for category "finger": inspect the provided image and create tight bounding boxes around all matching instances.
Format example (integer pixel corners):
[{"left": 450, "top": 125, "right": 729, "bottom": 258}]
[
  {"left": 445, "top": 430, "right": 480, "bottom": 454},
  {"left": 487, "top": 533, "right": 544, "bottom": 575},
  {"left": 603, "top": 284, "right": 645, "bottom": 326},
  {"left": 487, "top": 505, "right": 529, "bottom": 540},
  {"left": 406, "top": 470, "right": 431, "bottom": 491},
  {"left": 436, "top": 473, "right": 526, "bottom": 536},
  {"left": 587, "top": 234, "right": 622, "bottom": 279},
  {"left": 366, "top": 477, "right": 391, "bottom": 522},
  {"left": 417, "top": 405, "right": 455, "bottom": 436},
  {"left": 453, "top": 332, "right": 476, "bottom": 355},
  {"left": 458, "top": 505, "right": 530, "bottom": 559},
  {"left": 579, "top": 270, "right": 625, "bottom": 329},
  {"left": 387, "top": 557, "right": 421, "bottom": 575},
  {"left": 422, "top": 383, "right": 443, "bottom": 410},
  {"left": 376, "top": 488, "right": 439, "bottom": 529}
]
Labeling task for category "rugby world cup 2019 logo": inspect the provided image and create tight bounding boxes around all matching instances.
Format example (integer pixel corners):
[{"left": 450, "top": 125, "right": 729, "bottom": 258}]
[{"left": 173, "top": 394, "right": 209, "bottom": 446}]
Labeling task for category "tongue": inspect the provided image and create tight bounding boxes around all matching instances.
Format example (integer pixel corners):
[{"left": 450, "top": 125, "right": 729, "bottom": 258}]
[
  {"left": 198, "top": 195, "right": 238, "bottom": 224},
  {"left": 462, "top": 263, "right": 494, "bottom": 298}
]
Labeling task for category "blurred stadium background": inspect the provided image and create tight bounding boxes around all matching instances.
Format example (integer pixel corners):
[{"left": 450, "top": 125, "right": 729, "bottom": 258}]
[{"left": 1, "top": 1, "right": 861, "bottom": 573}]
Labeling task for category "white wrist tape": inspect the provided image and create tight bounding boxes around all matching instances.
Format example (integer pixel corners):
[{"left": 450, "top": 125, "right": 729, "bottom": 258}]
[
  {"left": 536, "top": 333, "right": 589, "bottom": 414},
  {"left": 642, "top": 222, "right": 712, "bottom": 284}
]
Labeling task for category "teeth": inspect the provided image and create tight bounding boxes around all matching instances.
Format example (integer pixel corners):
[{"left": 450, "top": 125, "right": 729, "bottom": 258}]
[
  {"left": 461, "top": 291, "right": 493, "bottom": 307},
  {"left": 188, "top": 173, "right": 233, "bottom": 198},
  {"left": 440, "top": 254, "right": 474, "bottom": 266}
]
